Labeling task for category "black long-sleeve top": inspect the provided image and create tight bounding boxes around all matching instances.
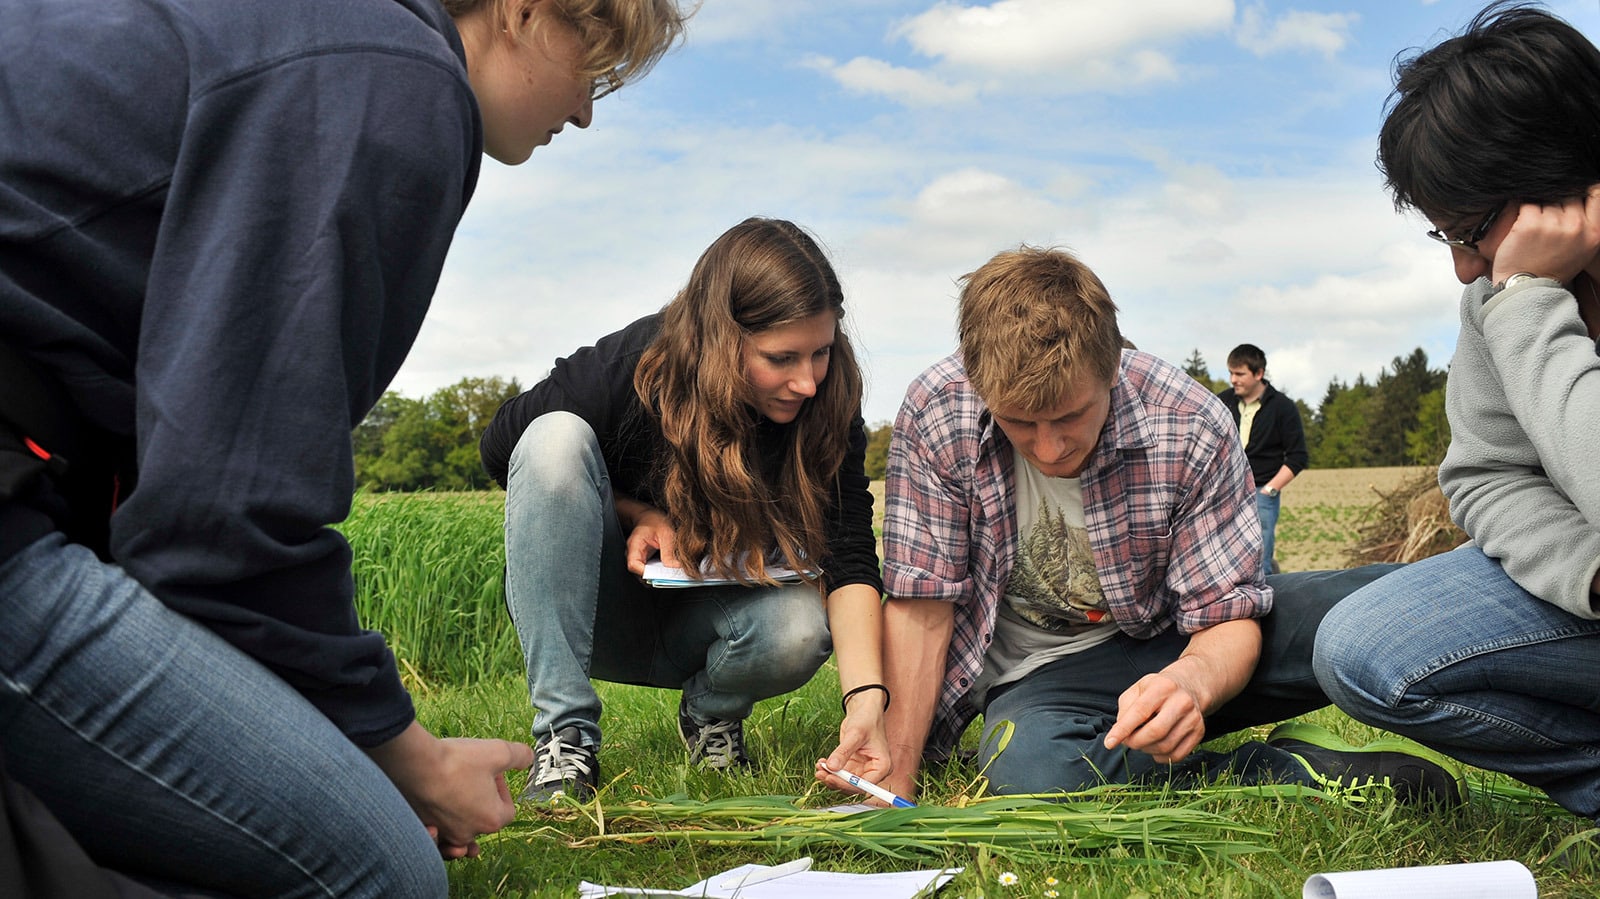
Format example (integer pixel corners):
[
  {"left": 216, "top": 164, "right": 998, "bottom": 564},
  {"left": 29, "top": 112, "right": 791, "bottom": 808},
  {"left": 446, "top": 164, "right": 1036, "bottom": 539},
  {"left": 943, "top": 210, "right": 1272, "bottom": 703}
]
[
  {"left": 1217, "top": 381, "right": 1309, "bottom": 487},
  {"left": 480, "top": 313, "right": 883, "bottom": 596}
]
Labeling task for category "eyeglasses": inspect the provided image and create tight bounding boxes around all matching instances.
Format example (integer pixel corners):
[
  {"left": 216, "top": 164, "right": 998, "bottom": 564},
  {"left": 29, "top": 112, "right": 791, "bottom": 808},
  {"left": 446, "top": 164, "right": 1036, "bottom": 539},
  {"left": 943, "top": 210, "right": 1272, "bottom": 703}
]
[
  {"left": 1425, "top": 201, "right": 1506, "bottom": 252},
  {"left": 590, "top": 72, "right": 623, "bottom": 102}
]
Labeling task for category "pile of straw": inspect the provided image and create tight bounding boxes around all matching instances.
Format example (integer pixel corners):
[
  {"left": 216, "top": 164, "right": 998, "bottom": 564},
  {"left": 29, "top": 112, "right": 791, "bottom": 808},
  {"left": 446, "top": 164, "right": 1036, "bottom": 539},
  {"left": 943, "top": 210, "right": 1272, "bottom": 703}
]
[{"left": 1344, "top": 467, "right": 1467, "bottom": 566}]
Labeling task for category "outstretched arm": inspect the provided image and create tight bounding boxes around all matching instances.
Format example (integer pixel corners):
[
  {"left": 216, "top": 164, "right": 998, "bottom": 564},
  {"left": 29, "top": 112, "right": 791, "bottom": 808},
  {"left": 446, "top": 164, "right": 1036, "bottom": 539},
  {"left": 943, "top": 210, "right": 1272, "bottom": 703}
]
[
  {"left": 364, "top": 721, "right": 534, "bottom": 859},
  {"left": 876, "top": 598, "right": 954, "bottom": 801},
  {"left": 816, "top": 583, "right": 892, "bottom": 794},
  {"left": 1103, "top": 617, "right": 1261, "bottom": 762}
]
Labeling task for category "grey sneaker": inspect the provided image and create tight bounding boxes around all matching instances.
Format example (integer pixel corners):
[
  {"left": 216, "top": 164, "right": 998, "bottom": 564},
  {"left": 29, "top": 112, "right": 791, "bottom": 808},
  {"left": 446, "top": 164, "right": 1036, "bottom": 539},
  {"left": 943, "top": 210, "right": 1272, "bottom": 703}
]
[
  {"left": 677, "top": 696, "right": 753, "bottom": 770},
  {"left": 519, "top": 726, "right": 597, "bottom": 803},
  {"left": 1267, "top": 722, "right": 1467, "bottom": 807}
]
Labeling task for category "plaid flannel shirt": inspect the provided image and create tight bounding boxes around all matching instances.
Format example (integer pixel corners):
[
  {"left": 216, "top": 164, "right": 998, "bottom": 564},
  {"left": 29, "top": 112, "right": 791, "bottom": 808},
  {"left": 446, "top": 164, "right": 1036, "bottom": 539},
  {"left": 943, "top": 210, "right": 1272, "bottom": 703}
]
[{"left": 884, "top": 349, "right": 1269, "bottom": 756}]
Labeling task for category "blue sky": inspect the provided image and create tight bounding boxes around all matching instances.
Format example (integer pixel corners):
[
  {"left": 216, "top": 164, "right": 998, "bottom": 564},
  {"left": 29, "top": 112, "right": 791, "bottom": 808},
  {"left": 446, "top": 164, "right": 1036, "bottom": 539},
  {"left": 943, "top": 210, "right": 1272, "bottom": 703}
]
[{"left": 394, "top": 0, "right": 1600, "bottom": 424}]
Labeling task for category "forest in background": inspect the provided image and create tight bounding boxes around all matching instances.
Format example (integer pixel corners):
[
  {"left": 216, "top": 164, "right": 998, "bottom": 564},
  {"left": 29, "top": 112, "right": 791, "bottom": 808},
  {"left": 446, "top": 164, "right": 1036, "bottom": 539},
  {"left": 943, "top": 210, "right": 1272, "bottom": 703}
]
[{"left": 351, "top": 347, "right": 1449, "bottom": 492}]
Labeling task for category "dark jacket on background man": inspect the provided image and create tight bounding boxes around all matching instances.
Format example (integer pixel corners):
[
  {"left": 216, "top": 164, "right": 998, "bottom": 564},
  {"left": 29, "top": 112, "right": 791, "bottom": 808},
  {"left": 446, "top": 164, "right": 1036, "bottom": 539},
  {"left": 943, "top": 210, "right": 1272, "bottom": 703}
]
[{"left": 1218, "top": 382, "right": 1309, "bottom": 487}]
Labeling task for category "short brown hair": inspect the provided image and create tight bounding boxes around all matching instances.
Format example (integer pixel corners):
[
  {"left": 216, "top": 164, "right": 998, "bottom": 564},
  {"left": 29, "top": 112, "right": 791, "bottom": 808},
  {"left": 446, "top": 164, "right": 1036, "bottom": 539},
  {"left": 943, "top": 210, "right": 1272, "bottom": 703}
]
[
  {"left": 444, "top": 0, "right": 689, "bottom": 86},
  {"left": 957, "top": 246, "right": 1123, "bottom": 412}
]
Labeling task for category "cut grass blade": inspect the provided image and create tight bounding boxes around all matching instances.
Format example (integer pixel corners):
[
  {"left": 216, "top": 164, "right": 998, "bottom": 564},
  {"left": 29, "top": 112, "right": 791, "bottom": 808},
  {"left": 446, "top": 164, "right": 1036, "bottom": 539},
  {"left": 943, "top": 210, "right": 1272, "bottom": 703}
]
[{"left": 494, "top": 785, "right": 1324, "bottom": 865}]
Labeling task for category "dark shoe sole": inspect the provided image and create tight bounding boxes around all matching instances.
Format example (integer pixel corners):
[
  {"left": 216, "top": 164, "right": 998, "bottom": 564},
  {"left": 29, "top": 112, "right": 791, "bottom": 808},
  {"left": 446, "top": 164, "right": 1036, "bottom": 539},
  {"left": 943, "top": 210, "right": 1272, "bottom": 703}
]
[{"left": 1267, "top": 722, "right": 1467, "bottom": 807}]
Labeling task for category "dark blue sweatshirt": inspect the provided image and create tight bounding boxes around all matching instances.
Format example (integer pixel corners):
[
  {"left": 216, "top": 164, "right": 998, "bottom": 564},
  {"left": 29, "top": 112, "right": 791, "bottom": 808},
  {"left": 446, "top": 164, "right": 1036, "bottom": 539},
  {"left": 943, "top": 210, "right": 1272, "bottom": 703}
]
[{"left": 0, "top": 0, "right": 481, "bottom": 745}]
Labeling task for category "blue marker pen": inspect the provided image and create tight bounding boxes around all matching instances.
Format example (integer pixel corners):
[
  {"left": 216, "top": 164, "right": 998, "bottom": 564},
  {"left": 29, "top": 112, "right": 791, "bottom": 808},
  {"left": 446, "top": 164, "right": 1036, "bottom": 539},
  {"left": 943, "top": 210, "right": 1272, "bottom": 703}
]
[{"left": 824, "top": 763, "right": 916, "bottom": 808}]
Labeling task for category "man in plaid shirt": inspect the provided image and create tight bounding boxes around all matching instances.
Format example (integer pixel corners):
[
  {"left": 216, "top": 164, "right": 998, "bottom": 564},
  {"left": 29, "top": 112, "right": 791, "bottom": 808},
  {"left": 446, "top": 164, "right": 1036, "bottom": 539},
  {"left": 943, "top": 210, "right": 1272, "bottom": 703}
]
[{"left": 837, "top": 247, "right": 1463, "bottom": 804}]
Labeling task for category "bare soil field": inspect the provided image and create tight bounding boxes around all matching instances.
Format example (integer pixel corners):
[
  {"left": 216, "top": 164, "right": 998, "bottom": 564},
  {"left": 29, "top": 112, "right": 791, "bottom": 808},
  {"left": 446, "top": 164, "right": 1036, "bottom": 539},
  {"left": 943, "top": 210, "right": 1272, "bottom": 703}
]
[
  {"left": 1278, "top": 465, "right": 1434, "bottom": 572},
  {"left": 1281, "top": 466, "right": 1433, "bottom": 511},
  {"left": 868, "top": 466, "right": 1435, "bottom": 574}
]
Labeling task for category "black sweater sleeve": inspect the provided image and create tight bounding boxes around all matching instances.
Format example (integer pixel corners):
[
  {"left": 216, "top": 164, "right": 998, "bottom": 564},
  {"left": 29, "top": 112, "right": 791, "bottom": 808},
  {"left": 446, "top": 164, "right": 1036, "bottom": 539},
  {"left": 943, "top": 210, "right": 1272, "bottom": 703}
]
[
  {"left": 480, "top": 314, "right": 663, "bottom": 489},
  {"left": 821, "top": 415, "right": 883, "bottom": 595}
]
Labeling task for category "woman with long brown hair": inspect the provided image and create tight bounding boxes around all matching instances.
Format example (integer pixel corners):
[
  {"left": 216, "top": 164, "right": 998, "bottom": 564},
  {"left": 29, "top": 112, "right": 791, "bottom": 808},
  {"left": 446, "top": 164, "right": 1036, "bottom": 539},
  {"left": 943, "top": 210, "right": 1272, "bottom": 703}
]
[{"left": 480, "top": 217, "right": 886, "bottom": 802}]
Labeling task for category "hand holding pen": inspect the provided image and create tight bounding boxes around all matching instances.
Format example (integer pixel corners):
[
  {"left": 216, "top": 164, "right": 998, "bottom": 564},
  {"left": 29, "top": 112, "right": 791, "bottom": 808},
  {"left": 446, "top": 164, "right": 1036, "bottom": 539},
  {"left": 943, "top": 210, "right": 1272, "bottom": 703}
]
[
  {"left": 816, "top": 732, "right": 902, "bottom": 804},
  {"left": 817, "top": 761, "right": 916, "bottom": 808}
]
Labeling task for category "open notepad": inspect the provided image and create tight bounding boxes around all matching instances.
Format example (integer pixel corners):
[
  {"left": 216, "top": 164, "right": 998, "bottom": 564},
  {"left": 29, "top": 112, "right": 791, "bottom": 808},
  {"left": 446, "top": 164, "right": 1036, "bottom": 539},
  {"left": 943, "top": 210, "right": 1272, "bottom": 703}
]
[
  {"left": 642, "top": 557, "right": 811, "bottom": 588},
  {"left": 579, "top": 858, "right": 961, "bottom": 898}
]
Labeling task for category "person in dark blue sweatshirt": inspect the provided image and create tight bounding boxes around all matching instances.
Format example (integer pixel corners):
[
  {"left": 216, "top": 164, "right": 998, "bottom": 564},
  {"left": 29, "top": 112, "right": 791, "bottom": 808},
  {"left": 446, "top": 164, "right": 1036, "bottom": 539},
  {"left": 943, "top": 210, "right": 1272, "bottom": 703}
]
[{"left": 0, "top": 0, "right": 687, "bottom": 895}]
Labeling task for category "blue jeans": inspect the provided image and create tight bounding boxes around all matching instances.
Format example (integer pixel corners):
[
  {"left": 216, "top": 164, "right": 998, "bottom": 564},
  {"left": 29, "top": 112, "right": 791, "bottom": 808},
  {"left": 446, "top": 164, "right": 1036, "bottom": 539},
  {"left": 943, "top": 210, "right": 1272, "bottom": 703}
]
[
  {"left": 503, "top": 413, "right": 833, "bottom": 749},
  {"left": 0, "top": 533, "right": 445, "bottom": 899},
  {"left": 1314, "top": 545, "right": 1600, "bottom": 820},
  {"left": 1255, "top": 490, "right": 1280, "bottom": 579},
  {"left": 976, "top": 565, "right": 1400, "bottom": 794}
]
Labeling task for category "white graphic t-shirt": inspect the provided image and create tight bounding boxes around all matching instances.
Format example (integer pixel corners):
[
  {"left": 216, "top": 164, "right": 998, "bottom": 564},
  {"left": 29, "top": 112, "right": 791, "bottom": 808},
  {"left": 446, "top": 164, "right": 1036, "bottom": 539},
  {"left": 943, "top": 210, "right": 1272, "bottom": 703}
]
[{"left": 970, "top": 447, "right": 1120, "bottom": 707}]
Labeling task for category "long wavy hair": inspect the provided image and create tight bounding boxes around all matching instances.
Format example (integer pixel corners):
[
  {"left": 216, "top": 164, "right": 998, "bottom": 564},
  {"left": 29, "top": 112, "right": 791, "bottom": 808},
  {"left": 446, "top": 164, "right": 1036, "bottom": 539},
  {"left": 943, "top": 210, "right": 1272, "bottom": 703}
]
[{"left": 633, "top": 217, "right": 863, "bottom": 585}]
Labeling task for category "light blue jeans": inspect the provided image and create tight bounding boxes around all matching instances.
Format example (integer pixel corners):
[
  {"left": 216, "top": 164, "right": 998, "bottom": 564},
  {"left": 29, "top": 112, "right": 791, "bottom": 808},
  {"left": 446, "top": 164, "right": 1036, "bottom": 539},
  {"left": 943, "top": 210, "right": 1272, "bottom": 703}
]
[
  {"left": 1255, "top": 490, "right": 1281, "bottom": 579},
  {"left": 976, "top": 565, "right": 1401, "bottom": 794},
  {"left": 0, "top": 533, "right": 445, "bottom": 898},
  {"left": 503, "top": 412, "right": 832, "bottom": 750},
  {"left": 1315, "top": 545, "right": 1600, "bottom": 820}
]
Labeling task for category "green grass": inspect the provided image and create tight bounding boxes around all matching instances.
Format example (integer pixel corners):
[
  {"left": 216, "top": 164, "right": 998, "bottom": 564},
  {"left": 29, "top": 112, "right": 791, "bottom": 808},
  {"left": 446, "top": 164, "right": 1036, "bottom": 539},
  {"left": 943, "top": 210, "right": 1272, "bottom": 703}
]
[
  {"left": 343, "top": 490, "right": 1600, "bottom": 897},
  {"left": 344, "top": 491, "right": 521, "bottom": 685}
]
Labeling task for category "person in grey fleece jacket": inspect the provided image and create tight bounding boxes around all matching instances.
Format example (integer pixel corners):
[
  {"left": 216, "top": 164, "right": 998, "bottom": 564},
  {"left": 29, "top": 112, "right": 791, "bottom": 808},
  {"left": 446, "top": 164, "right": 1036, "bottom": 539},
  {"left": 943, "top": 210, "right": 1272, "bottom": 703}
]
[{"left": 1313, "top": 0, "right": 1600, "bottom": 823}]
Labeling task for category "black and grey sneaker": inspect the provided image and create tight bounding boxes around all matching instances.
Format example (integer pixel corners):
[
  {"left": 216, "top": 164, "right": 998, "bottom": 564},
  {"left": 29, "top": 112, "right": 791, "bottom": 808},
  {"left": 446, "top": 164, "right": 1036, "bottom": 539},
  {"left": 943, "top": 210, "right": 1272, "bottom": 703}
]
[
  {"left": 677, "top": 696, "right": 753, "bottom": 770},
  {"left": 1267, "top": 721, "right": 1467, "bottom": 807},
  {"left": 519, "top": 726, "right": 598, "bottom": 803}
]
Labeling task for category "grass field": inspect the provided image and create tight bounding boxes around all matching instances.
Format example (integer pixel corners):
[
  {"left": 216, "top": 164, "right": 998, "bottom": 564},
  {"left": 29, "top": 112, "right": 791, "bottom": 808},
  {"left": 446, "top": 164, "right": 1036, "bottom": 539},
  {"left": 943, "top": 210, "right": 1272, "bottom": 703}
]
[
  {"left": 1275, "top": 466, "right": 1435, "bottom": 572},
  {"left": 342, "top": 469, "right": 1600, "bottom": 897}
]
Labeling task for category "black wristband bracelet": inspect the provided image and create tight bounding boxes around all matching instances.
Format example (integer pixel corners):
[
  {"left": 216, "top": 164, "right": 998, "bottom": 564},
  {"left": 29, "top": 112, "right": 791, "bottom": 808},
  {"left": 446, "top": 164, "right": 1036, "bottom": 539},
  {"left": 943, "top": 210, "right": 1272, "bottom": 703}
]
[{"left": 841, "top": 683, "right": 891, "bottom": 714}]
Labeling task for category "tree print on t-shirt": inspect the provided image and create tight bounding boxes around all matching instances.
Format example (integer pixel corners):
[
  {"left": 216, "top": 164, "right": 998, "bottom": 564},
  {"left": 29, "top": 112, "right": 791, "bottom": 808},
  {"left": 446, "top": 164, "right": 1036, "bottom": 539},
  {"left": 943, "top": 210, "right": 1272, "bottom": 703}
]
[{"left": 1005, "top": 498, "right": 1110, "bottom": 634}]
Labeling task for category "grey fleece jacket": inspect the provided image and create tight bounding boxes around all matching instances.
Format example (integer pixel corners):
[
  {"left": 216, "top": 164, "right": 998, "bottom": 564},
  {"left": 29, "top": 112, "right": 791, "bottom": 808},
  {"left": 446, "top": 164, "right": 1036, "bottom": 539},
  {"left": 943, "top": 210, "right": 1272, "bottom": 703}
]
[{"left": 1441, "top": 277, "right": 1600, "bottom": 618}]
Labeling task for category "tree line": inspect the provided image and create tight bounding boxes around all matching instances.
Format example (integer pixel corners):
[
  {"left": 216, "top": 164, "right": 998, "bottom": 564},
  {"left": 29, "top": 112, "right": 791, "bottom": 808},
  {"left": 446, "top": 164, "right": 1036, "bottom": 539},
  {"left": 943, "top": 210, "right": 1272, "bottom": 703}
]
[
  {"left": 1178, "top": 346, "right": 1450, "bottom": 472},
  {"left": 352, "top": 348, "right": 1449, "bottom": 491}
]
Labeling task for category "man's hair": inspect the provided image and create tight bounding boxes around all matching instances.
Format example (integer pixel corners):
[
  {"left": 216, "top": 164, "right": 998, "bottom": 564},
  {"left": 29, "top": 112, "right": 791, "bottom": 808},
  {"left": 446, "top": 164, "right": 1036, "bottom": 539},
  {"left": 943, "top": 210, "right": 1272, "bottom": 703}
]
[
  {"left": 957, "top": 246, "right": 1123, "bottom": 413},
  {"left": 444, "top": 0, "right": 689, "bottom": 87},
  {"left": 1227, "top": 343, "right": 1266, "bottom": 375},
  {"left": 633, "top": 217, "right": 862, "bottom": 586},
  {"left": 1378, "top": 1, "right": 1600, "bottom": 221}
]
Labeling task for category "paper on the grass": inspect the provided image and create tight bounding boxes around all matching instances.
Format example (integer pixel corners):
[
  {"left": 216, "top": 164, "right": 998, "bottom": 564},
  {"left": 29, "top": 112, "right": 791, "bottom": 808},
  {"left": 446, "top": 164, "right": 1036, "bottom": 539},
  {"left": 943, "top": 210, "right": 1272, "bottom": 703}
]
[
  {"left": 1303, "top": 859, "right": 1536, "bottom": 899},
  {"left": 578, "top": 861, "right": 961, "bottom": 898},
  {"left": 825, "top": 802, "right": 879, "bottom": 814},
  {"left": 641, "top": 556, "right": 809, "bottom": 588}
]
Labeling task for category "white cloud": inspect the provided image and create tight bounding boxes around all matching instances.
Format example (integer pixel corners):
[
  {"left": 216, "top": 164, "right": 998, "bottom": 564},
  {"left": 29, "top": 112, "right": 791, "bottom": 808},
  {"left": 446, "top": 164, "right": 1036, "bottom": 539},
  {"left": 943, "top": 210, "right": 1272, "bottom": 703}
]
[
  {"left": 388, "top": 1, "right": 1489, "bottom": 425},
  {"left": 808, "top": 0, "right": 1240, "bottom": 104},
  {"left": 400, "top": 121, "right": 1466, "bottom": 425},
  {"left": 804, "top": 55, "right": 978, "bottom": 106},
  {"left": 894, "top": 0, "right": 1235, "bottom": 73},
  {"left": 1237, "top": 6, "right": 1360, "bottom": 59},
  {"left": 681, "top": 0, "right": 808, "bottom": 44}
]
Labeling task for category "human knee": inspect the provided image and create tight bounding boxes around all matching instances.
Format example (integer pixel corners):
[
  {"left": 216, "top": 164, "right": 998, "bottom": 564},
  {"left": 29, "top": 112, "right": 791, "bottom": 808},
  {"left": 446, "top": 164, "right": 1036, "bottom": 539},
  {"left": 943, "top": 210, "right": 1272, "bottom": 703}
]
[
  {"left": 506, "top": 412, "right": 602, "bottom": 488},
  {"left": 352, "top": 843, "right": 449, "bottom": 899},
  {"left": 977, "top": 717, "right": 1106, "bottom": 795},
  {"left": 1312, "top": 593, "right": 1395, "bottom": 709},
  {"left": 737, "top": 591, "right": 830, "bottom": 688},
  {"left": 756, "top": 623, "right": 831, "bottom": 689}
]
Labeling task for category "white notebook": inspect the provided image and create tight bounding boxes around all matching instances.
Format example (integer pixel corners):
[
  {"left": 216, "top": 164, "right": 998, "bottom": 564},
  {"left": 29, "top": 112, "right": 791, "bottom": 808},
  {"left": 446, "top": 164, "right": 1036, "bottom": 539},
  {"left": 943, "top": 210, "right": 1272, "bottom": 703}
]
[{"left": 641, "top": 556, "right": 810, "bottom": 588}]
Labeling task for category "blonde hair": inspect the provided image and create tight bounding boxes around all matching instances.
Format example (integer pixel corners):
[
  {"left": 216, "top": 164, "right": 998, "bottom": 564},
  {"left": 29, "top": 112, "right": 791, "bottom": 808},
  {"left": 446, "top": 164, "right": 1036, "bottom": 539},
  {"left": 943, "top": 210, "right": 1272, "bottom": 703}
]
[
  {"left": 445, "top": 0, "right": 689, "bottom": 87},
  {"left": 633, "top": 218, "right": 863, "bottom": 586},
  {"left": 958, "top": 246, "right": 1123, "bottom": 413}
]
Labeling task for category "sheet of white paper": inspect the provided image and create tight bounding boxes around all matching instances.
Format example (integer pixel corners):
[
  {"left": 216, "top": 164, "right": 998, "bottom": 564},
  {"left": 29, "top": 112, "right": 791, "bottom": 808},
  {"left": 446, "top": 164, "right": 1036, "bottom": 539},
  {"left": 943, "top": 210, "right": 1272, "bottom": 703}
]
[
  {"left": 1302, "top": 859, "right": 1536, "bottom": 899},
  {"left": 579, "top": 863, "right": 961, "bottom": 899},
  {"left": 641, "top": 558, "right": 807, "bottom": 588}
]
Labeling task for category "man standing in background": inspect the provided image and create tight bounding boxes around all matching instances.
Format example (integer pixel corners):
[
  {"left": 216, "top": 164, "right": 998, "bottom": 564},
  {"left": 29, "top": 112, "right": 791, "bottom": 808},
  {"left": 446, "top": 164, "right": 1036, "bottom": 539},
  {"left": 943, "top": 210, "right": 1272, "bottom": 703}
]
[{"left": 1220, "top": 344, "right": 1308, "bottom": 577}]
